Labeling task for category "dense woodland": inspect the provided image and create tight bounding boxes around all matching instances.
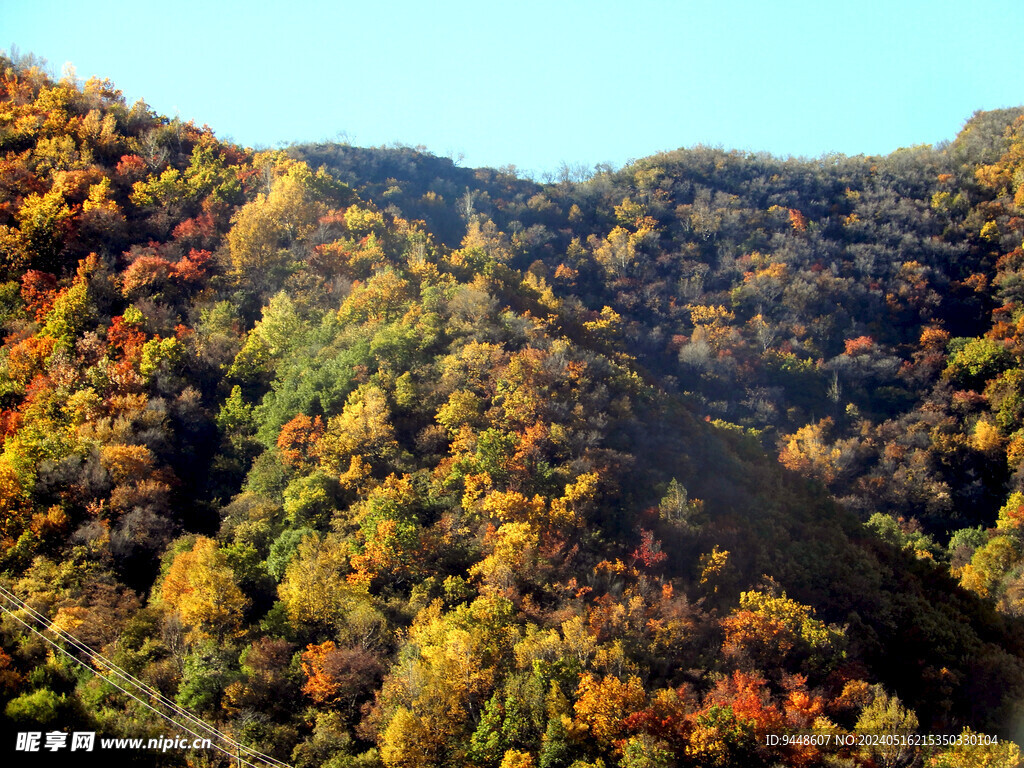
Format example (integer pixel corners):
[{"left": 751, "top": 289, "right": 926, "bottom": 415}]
[{"left": 2, "top": 52, "right": 1024, "bottom": 766}]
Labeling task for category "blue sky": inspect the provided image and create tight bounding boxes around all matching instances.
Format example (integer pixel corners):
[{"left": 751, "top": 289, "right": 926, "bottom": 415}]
[{"left": 4, "top": 0, "right": 1023, "bottom": 176}]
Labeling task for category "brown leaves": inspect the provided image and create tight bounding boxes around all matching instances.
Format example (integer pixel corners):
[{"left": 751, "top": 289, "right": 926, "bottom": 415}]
[{"left": 301, "top": 640, "right": 382, "bottom": 707}]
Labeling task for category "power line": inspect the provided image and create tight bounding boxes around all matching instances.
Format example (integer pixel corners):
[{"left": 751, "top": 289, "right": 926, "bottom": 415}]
[
  {"left": 0, "top": 583, "right": 291, "bottom": 768},
  {"left": 0, "top": 586, "right": 292, "bottom": 768},
  {"left": 0, "top": 584, "right": 266, "bottom": 760},
  {"left": 0, "top": 599, "right": 263, "bottom": 768},
  {"left": 0, "top": 584, "right": 290, "bottom": 766}
]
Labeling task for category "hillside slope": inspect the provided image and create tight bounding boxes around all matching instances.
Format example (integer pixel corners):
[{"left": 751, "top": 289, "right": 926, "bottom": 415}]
[{"left": 0, "top": 55, "right": 1022, "bottom": 767}]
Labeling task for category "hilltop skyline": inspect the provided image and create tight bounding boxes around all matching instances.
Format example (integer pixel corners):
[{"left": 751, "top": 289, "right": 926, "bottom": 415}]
[{"left": 5, "top": 0, "right": 1024, "bottom": 175}]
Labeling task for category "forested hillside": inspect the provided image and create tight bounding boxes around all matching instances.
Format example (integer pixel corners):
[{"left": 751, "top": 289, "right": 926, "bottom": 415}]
[{"left": 1, "top": 53, "right": 1023, "bottom": 767}]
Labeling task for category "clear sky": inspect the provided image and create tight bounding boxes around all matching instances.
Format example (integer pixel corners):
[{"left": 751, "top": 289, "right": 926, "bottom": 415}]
[{"left": 3, "top": 0, "right": 1023, "bottom": 177}]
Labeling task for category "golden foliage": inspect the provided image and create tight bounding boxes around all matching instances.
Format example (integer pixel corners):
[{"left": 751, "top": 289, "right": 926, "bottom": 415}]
[
  {"left": 278, "top": 532, "right": 359, "bottom": 628},
  {"left": 573, "top": 672, "right": 646, "bottom": 747},
  {"left": 317, "top": 384, "right": 398, "bottom": 469},
  {"left": 779, "top": 419, "right": 841, "bottom": 484},
  {"left": 160, "top": 537, "right": 248, "bottom": 641}
]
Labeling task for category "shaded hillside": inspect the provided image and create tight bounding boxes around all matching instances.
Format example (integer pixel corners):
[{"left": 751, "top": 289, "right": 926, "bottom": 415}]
[{"left": 297, "top": 107, "right": 1024, "bottom": 577}]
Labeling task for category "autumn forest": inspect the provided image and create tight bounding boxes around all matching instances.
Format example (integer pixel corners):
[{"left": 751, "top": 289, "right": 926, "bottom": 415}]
[{"left": 2, "top": 52, "right": 1024, "bottom": 767}]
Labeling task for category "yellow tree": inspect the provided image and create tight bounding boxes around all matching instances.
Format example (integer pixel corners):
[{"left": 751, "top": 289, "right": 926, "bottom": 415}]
[
  {"left": 959, "top": 536, "right": 1022, "bottom": 600},
  {"left": 929, "top": 728, "right": 1021, "bottom": 767},
  {"left": 470, "top": 522, "right": 539, "bottom": 597},
  {"left": 316, "top": 384, "right": 398, "bottom": 470},
  {"left": 779, "top": 418, "right": 842, "bottom": 484},
  {"left": 227, "top": 161, "right": 327, "bottom": 293},
  {"left": 0, "top": 457, "right": 32, "bottom": 555},
  {"left": 854, "top": 687, "right": 918, "bottom": 768},
  {"left": 160, "top": 537, "right": 248, "bottom": 642},
  {"left": 688, "top": 304, "right": 737, "bottom": 352},
  {"left": 722, "top": 589, "right": 844, "bottom": 678},
  {"left": 573, "top": 672, "right": 646, "bottom": 748},
  {"left": 377, "top": 596, "right": 518, "bottom": 766},
  {"left": 278, "top": 532, "right": 353, "bottom": 629}
]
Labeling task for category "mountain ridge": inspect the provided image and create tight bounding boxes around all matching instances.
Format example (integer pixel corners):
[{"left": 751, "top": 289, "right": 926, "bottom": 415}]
[{"left": 1, "top": 54, "right": 1024, "bottom": 766}]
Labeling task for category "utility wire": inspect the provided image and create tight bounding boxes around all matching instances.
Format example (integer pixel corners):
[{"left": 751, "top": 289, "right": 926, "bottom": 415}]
[
  {"left": 0, "top": 584, "right": 221, "bottom": 741},
  {"left": 0, "top": 599, "right": 263, "bottom": 768},
  {"left": 0, "top": 584, "right": 281, "bottom": 765},
  {"left": 0, "top": 583, "right": 291, "bottom": 768},
  {"left": 0, "top": 586, "right": 292, "bottom": 768}
]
